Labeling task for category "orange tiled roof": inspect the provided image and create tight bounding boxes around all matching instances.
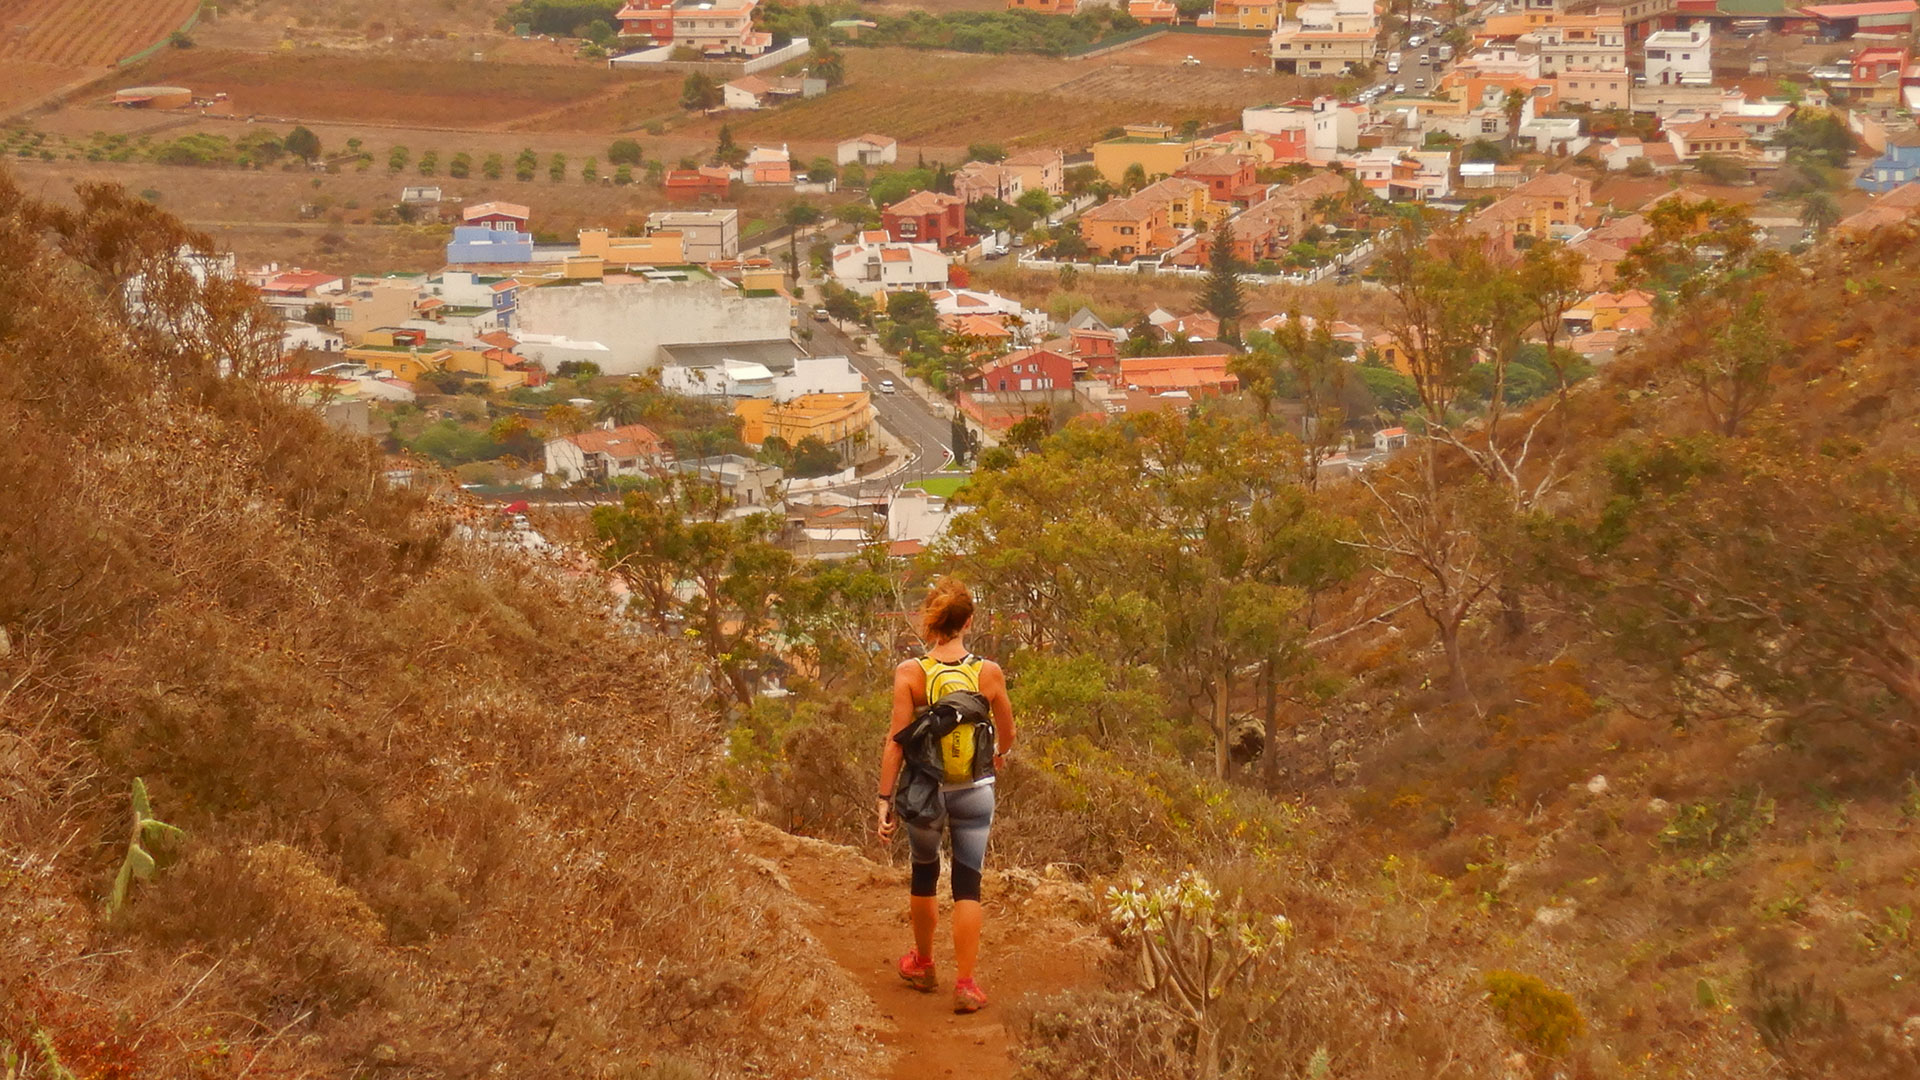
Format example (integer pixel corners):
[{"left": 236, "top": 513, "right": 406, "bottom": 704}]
[
  {"left": 569, "top": 423, "right": 665, "bottom": 459},
  {"left": 886, "top": 190, "right": 964, "bottom": 215}
]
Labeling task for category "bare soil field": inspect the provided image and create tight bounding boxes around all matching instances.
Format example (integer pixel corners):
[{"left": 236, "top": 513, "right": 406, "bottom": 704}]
[
  {"left": 121, "top": 47, "right": 658, "bottom": 128},
  {"left": 1104, "top": 29, "right": 1273, "bottom": 70},
  {"left": 682, "top": 47, "right": 1309, "bottom": 153},
  {"left": 0, "top": 0, "right": 201, "bottom": 110}
]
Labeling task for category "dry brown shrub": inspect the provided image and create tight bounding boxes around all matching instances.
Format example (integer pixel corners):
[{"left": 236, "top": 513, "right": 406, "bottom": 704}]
[{"left": 0, "top": 167, "right": 859, "bottom": 1079}]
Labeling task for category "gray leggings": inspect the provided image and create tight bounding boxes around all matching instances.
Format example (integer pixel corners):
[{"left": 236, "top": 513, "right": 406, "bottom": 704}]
[{"left": 907, "top": 784, "right": 996, "bottom": 902}]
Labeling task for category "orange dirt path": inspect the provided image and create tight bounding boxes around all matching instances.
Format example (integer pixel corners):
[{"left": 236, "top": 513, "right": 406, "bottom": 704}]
[{"left": 744, "top": 824, "right": 1107, "bottom": 1079}]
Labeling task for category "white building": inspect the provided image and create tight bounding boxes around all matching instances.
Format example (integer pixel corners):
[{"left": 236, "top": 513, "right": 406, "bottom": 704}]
[
  {"left": 774, "top": 355, "right": 865, "bottom": 401},
  {"left": 511, "top": 332, "right": 615, "bottom": 372},
  {"left": 1643, "top": 23, "right": 1712, "bottom": 88},
  {"left": 888, "top": 487, "right": 952, "bottom": 547},
  {"left": 514, "top": 275, "right": 790, "bottom": 375},
  {"left": 836, "top": 134, "right": 899, "bottom": 167},
  {"left": 829, "top": 231, "right": 952, "bottom": 296},
  {"left": 645, "top": 209, "right": 741, "bottom": 262},
  {"left": 282, "top": 321, "right": 344, "bottom": 354},
  {"left": 310, "top": 362, "right": 417, "bottom": 402},
  {"left": 661, "top": 357, "right": 776, "bottom": 398},
  {"left": 1270, "top": 0, "right": 1379, "bottom": 77},
  {"left": 544, "top": 422, "right": 670, "bottom": 485},
  {"left": 1243, "top": 97, "right": 1362, "bottom": 155}
]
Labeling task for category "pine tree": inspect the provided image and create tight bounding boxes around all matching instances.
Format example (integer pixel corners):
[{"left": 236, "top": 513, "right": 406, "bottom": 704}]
[{"left": 1197, "top": 219, "right": 1246, "bottom": 344}]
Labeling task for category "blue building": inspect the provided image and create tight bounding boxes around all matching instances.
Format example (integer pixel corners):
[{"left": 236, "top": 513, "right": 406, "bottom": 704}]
[
  {"left": 1858, "top": 130, "right": 1920, "bottom": 193},
  {"left": 446, "top": 226, "right": 534, "bottom": 264}
]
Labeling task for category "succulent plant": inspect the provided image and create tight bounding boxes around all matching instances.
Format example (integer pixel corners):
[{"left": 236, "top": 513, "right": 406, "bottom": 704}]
[{"left": 108, "top": 778, "right": 184, "bottom": 915}]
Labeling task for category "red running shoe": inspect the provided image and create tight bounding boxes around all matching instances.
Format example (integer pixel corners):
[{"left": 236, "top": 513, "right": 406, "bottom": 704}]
[
  {"left": 953, "top": 977, "right": 988, "bottom": 1013},
  {"left": 897, "top": 949, "right": 936, "bottom": 992}
]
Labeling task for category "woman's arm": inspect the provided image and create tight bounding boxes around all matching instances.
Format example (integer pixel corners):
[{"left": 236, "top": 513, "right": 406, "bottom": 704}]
[
  {"left": 981, "top": 661, "right": 1015, "bottom": 759},
  {"left": 878, "top": 659, "right": 920, "bottom": 794},
  {"left": 876, "top": 660, "right": 920, "bottom": 840}
]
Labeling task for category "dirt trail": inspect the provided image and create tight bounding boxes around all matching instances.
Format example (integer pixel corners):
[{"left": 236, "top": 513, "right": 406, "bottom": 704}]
[{"left": 741, "top": 821, "right": 1109, "bottom": 1080}]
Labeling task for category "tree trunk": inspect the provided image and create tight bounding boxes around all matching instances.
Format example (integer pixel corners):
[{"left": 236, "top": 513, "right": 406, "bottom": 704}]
[
  {"left": 1499, "top": 580, "right": 1527, "bottom": 640},
  {"left": 1213, "top": 671, "right": 1233, "bottom": 782},
  {"left": 1195, "top": 1020, "right": 1223, "bottom": 1080},
  {"left": 1440, "top": 619, "right": 1471, "bottom": 701},
  {"left": 1261, "top": 657, "right": 1280, "bottom": 790}
]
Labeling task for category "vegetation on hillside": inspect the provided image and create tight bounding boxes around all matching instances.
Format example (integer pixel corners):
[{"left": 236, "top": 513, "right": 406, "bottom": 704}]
[
  {"left": 0, "top": 173, "right": 858, "bottom": 1079},
  {"left": 728, "top": 210, "right": 1920, "bottom": 1077},
  {"left": 9, "top": 160, "right": 1920, "bottom": 1077}
]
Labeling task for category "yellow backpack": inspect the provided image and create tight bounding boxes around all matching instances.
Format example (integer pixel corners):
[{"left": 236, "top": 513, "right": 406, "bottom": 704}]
[{"left": 920, "top": 655, "right": 986, "bottom": 785}]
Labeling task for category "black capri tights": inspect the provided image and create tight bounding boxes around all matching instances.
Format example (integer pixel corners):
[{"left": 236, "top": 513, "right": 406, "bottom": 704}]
[{"left": 906, "top": 784, "right": 995, "bottom": 903}]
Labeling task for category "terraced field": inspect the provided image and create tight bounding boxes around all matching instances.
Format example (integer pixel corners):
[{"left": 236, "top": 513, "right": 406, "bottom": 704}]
[
  {"left": 685, "top": 47, "right": 1309, "bottom": 152},
  {"left": 0, "top": 0, "right": 201, "bottom": 110},
  {"left": 126, "top": 48, "right": 664, "bottom": 129}
]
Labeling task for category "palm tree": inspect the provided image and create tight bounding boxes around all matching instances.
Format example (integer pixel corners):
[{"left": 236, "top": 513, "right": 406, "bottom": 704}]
[
  {"left": 1502, "top": 89, "right": 1527, "bottom": 152},
  {"left": 595, "top": 388, "right": 645, "bottom": 427},
  {"left": 1799, "top": 190, "right": 1841, "bottom": 236}
]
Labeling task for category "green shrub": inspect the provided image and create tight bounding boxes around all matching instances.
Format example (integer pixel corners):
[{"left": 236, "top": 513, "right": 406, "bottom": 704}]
[{"left": 1483, "top": 970, "right": 1585, "bottom": 1059}]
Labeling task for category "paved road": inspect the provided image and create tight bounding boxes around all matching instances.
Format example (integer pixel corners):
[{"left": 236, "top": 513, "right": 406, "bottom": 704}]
[{"left": 805, "top": 314, "right": 957, "bottom": 490}]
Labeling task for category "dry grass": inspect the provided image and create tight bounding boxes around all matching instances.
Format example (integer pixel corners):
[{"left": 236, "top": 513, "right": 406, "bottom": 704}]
[
  {"left": 681, "top": 47, "right": 1312, "bottom": 154},
  {"left": 0, "top": 168, "right": 861, "bottom": 1078},
  {"left": 126, "top": 47, "right": 645, "bottom": 128}
]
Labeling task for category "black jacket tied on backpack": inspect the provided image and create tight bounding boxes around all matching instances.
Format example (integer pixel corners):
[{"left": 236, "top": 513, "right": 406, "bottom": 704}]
[{"left": 891, "top": 689, "right": 994, "bottom": 828}]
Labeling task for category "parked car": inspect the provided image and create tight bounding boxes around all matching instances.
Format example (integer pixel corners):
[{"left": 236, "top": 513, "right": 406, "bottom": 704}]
[
  {"left": 811, "top": 307, "right": 829, "bottom": 321},
  {"left": 1394, "top": 83, "right": 1407, "bottom": 94}
]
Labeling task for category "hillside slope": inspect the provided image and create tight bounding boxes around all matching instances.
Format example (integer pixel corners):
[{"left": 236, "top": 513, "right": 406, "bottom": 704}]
[{"left": 0, "top": 172, "right": 872, "bottom": 1078}]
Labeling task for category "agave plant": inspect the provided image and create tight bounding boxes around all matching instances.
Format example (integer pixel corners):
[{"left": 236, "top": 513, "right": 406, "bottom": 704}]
[{"left": 108, "top": 777, "right": 184, "bottom": 914}]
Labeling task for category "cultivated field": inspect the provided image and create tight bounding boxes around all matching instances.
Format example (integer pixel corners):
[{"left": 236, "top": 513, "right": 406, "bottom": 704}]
[
  {"left": 125, "top": 48, "right": 668, "bottom": 129},
  {"left": 684, "top": 47, "right": 1311, "bottom": 152},
  {"left": 0, "top": 0, "right": 201, "bottom": 110},
  {"left": 1105, "top": 29, "right": 1273, "bottom": 70}
]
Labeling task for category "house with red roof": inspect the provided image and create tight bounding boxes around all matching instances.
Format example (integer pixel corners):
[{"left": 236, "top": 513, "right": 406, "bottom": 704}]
[
  {"left": 544, "top": 422, "right": 669, "bottom": 485},
  {"left": 830, "top": 231, "right": 952, "bottom": 296},
  {"left": 970, "top": 347, "right": 1074, "bottom": 395},
  {"left": 462, "top": 202, "right": 530, "bottom": 231},
  {"left": 1665, "top": 117, "right": 1751, "bottom": 161},
  {"left": 882, "top": 190, "right": 969, "bottom": 249},
  {"left": 1175, "top": 153, "right": 1260, "bottom": 205},
  {"left": 953, "top": 162, "right": 1025, "bottom": 205},
  {"left": 664, "top": 167, "right": 733, "bottom": 203},
  {"left": 1801, "top": 0, "right": 1917, "bottom": 40},
  {"left": 741, "top": 145, "right": 794, "bottom": 185},
  {"left": 1114, "top": 354, "right": 1239, "bottom": 396}
]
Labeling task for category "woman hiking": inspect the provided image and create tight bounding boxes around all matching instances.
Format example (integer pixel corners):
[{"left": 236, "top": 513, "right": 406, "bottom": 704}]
[{"left": 875, "top": 578, "right": 1015, "bottom": 1014}]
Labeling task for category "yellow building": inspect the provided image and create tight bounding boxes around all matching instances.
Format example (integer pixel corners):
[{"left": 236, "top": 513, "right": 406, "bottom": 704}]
[
  {"left": 441, "top": 348, "right": 529, "bottom": 391},
  {"left": 1212, "top": 0, "right": 1279, "bottom": 30},
  {"left": 331, "top": 281, "right": 421, "bottom": 344},
  {"left": 1091, "top": 123, "right": 1208, "bottom": 185},
  {"left": 341, "top": 339, "right": 526, "bottom": 391},
  {"left": 1080, "top": 196, "right": 1169, "bottom": 262},
  {"left": 1136, "top": 176, "right": 1217, "bottom": 230},
  {"left": 578, "top": 228, "right": 686, "bottom": 266},
  {"left": 736, "top": 392, "right": 874, "bottom": 451}
]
